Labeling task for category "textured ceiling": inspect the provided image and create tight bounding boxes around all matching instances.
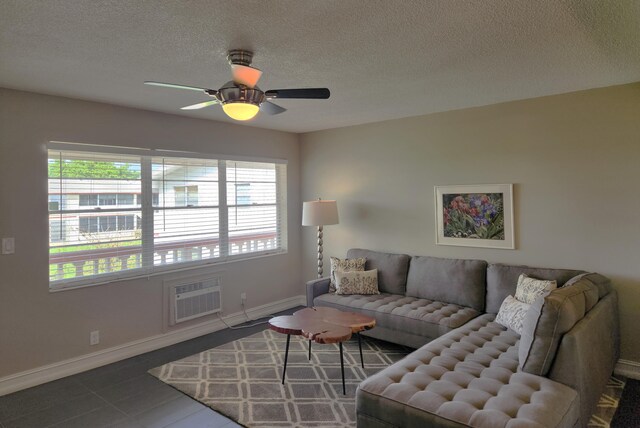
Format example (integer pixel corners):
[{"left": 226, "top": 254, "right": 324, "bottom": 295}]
[{"left": 1, "top": 1, "right": 639, "bottom": 133}]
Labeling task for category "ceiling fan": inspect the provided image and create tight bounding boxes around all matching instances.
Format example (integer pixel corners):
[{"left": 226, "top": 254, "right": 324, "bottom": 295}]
[{"left": 144, "top": 50, "right": 330, "bottom": 121}]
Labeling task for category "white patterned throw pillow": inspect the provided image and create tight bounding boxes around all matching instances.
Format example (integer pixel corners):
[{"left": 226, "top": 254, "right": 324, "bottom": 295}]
[
  {"left": 495, "top": 295, "right": 530, "bottom": 334},
  {"left": 335, "top": 269, "right": 380, "bottom": 295},
  {"left": 515, "top": 274, "right": 557, "bottom": 304},
  {"left": 329, "top": 257, "right": 366, "bottom": 293}
]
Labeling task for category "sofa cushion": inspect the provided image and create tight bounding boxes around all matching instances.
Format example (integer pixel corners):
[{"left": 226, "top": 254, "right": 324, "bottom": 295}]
[
  {"left": 519, "top": 278, "right": 600, "bottom": 376},
  {"left": 335, "top": 269, "right": 380, "bottom": 295},
  {"left": 406, "top": 256, "right": 487, "bottom": 311},
  {"left": 566, "top": 272, "right": 612, "bottom": 299},
  {"left": 329, "top": 256, "right": 366, "bottom": 293},
  {"left": 514, "top": 274, "right": 557, "bottom": 304},
  {"left": 495, "top": 295, "right": 529, "bottom": 334},
  {"left": 486, "top": 264, "right": 585, "bottom": 314},
  {"left": 347, "top": 248, "right": 410, "bottom": 295},
  {"left": 314, "top": 293, "right": 479, "bottom": 339},
  {"left": 357, "top": 314, "right": 579, "bottom": 428}
]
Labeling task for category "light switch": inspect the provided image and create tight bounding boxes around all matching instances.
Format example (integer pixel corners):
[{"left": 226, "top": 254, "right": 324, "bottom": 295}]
[{"left": 2, "top": 238, "right": 15, "bottom": 254}]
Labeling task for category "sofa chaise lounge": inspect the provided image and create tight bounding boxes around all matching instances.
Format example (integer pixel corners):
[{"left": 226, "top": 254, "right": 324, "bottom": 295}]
[{"left": 306, "top": 248, "right": 619, "bottom": 428}]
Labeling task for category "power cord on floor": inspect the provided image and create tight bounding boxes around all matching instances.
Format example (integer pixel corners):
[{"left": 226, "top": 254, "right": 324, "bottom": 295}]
[{"left": 216, "top": 302, "right": 271, "bottom": 329}]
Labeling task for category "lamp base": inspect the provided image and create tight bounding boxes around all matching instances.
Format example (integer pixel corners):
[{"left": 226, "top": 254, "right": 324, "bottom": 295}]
[{"left": 317, "top": 225, "right": 323, "bottom": 278}]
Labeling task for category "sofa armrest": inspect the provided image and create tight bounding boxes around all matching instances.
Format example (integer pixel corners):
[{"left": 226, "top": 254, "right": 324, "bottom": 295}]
[
  {"left": 306, "top": 277, "right": 331, "bottom": 307},
  {"left": 548, "top": 290, "right": 619, "bottom": 427}
]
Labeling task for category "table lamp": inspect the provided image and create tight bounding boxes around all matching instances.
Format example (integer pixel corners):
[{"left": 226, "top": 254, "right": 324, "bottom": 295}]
[{"left": 302, "top": 199, "right": 339, "bottom": 278}]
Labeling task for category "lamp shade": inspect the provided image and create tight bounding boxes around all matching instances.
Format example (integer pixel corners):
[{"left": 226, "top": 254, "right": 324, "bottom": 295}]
[
  {"left": 302, "top": 200, "right": 339, "bottom": 226},
  {"left": 222, "top": 102, "right": 260, "bottom": 121}
]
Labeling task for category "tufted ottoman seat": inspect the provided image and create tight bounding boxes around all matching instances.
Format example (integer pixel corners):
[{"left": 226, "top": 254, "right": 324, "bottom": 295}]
[
  {"left": 315, "top": 293, "right": 480, "bottom": 348},
  {"left": 356, "top": 314, "right": 579, "bottom": 428}
]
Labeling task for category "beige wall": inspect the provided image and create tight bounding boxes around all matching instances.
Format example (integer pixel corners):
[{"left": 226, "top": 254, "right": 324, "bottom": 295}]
[
  {"left": 1, "top": 82, "right": 639, "bottom": 378},
  {"left": 0, "top": 88, "right": 302, "bottom": 377},
  {"left": 300, "top": 83, "right": 640, "bottom": 361}
]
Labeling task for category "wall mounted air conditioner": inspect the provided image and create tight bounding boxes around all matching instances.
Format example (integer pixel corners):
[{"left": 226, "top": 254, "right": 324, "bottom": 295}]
[{"left": 167, "top": 275, "right": 222, "bottom": 325}]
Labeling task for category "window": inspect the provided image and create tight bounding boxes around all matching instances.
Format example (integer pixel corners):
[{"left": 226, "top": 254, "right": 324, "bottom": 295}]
[
  {"left": 79, "top": 194, "right": 98, "bottom": 206},
  {"left": 80, "top": 193, "right": 136, "bottom": 206},
  {"left": 152, "top": 157, "right": 219, "bottom": 267},
  {"left": 48, "top": 145, "right": 287, "bottom": 288},
  {"left": 98, "top": 194, "right": 117, "bottom": 206},
  {"left": 174, "top": 185, "right": 199, "bottom": 207},
  {"left": 226, "top": 161, "right": 283, "bottom": 256},
  {"left": 78, "top": 215, "right": 137, "bottom": 233},
  {"left": 48, "top": 195, "right": 61, "bottom": 211},
  {"left": 135, "top": 193, "right": 159, "bottom": 206}
]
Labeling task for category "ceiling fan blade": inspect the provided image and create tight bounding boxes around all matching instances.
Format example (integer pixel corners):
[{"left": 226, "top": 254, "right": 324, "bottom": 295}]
[
  {"left": 144, "top": 81, "right": 210, "bottom": 92},
  {"left": 260, "top": 101, "right": 287, "bottom": 115},
  {"left": 231, "top": 64, "right": 263, "bottom": 88},
  {"left": 265, "top": 88, "right": 330, "bottom": 99},
  {"left": 180, "top": 100, "right": 219, "bottom": 110}
]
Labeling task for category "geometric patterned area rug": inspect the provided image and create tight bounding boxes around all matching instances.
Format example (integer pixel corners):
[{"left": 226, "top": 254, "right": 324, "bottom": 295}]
[
  {"left": 149, "top": 329, "right": 410, "bottom": 427},
  {"left": 589, "top": 376, "right": 626, "bottom": 428},
  {"left": 149, "top": 329, "right": 626, "bottom": 428}
]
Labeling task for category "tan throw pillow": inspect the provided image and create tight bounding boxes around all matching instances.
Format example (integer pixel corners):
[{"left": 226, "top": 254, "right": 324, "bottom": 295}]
[
  {"left": 335, "top": 269, "right": 380, "bottom": 295},
  {"left": 329, "top": 257, "right": 366, "bottom": 292},
  {"left": 515, "top": 274, "right": 557, "bottom": 304},
  {"left": 495, "top": 295, "right": 530, "bottom": 334}
]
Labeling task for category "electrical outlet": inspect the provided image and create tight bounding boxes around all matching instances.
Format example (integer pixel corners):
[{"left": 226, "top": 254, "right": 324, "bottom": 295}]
[
  {"left": 240, "top": 292, "right": 247, "bottom": 304},
  {"left": 90, "top": 330, "right": 100, "bottom": 346},
  {"left": 1, "top": 238, "right": 15, "bottom": 255}
]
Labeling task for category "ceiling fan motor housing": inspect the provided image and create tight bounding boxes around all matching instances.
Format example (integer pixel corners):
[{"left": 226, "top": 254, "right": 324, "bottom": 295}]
[{"left": 218, "top": 81, "right": 264, "bottom": 106}]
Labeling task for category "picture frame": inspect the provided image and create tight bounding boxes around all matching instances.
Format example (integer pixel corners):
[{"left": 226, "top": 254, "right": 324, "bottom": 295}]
[{"left": 434, "top": 184, "right": 514, "bottom": 249}]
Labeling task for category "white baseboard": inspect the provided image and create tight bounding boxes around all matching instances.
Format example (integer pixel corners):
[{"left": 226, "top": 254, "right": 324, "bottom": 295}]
[
  {"left": 0, "top": 295, "right": 305, "bottom": 397},
  {"left": 615, "top": 359, "right": 640, "bottom": 380}
]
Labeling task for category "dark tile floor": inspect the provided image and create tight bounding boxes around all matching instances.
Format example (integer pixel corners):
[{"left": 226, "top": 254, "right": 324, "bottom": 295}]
[
  {"left": 0, "top": 307, "right": 301, "bottom": 428},
  {"left": 2, "top": 306, "right": 637, "bottom": 428},
  {"left": 612, "top": 378, "right": 640, "bottom": 428}
]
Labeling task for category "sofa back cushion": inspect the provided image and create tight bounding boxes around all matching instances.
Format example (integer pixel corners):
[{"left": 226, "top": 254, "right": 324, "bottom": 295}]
[
  {"left": 405, "top": 256, "right": 487, "bottom": 311},
  {"left": 575, "top": 272, "right": 613, "bottom": 299},
  {"left": 486, "top": 264, "right": 585, "bottom": 314},
  {"left": 518, "top": 277, "right": 600, "bottom": 376},
  {"left": 346, "top": 248, "right": 410, "bottom": 295}
]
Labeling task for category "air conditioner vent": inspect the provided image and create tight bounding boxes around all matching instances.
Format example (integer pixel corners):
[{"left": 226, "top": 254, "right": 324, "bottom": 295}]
[{"left": 170, "top": 276, "right": 222, "bottom": 324}]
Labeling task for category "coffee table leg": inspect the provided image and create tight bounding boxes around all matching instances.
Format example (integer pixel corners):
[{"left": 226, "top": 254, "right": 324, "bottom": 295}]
[
  {"left": 282, "top": 334, "right": 291, "bottom": 385},
  {"left": 357, "top": 332, "right": 364, "bottom": 368},
  {"left": 339, "top": 342, "right": 346, "bottom": 395},
  {"left": 308, "top": 340, "right": 312, "bottom": 360}
]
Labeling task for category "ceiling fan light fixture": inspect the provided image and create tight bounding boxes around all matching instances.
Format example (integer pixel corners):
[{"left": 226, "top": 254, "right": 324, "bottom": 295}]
[
  {"left": 145, "top": 49, "right": 329, "bottom": 121},
  {"left": 222, "top": 101, "right": 260, "bottom": 121}
]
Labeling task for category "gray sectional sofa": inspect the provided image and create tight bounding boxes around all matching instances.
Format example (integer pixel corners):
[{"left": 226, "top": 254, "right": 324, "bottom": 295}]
[{"left": 306, "top": 248, "right": 619, "bottom": 428}]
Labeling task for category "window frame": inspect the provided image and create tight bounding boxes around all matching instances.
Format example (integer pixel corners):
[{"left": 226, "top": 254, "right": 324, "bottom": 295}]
[{"left": 48, "top": 142, "right": 288, "bottom": 291}]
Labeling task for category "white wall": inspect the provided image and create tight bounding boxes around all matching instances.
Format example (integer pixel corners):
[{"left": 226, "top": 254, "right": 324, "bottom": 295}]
[
  {"left": 300, "top": 82, "right": 640, "bottom": 362},
  {"left": 0, "top": 88, "right": 302, "bottom": 377}
]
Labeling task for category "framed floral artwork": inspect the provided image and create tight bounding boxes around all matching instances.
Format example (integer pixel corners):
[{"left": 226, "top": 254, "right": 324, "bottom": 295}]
[{"left": 434, "top": 184, "right": 515, "bottom": 249}]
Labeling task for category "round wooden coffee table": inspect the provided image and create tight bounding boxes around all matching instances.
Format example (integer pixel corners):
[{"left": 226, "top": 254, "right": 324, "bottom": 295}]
[{"left": 268, "top": 306, "right": 376, "bottom": 394}]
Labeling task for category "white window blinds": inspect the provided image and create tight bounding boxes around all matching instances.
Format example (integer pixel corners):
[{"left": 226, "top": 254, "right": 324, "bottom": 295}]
[
  {"left": 226, "top": 161, "right": 285, "bottom": 255},
  {"left": 48, "top": 150, "right": 143, "bottom": 282},
  {"left": 151, "top": 157, "right": 220, "bottom": 266},
  {"left": 48, "top": 145, "right": 287, "bottom": 289}
]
